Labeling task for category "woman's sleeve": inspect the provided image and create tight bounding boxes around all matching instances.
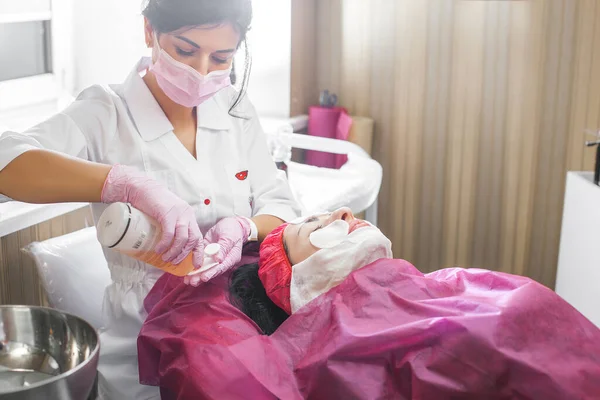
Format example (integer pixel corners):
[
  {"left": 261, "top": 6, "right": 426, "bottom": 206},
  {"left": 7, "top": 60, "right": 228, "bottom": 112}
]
[
  {"left": 0, "top": 85, "right": 117, "bottom": 171},
  {"left": 243, "top": 105, "right": 301, "bottom": 223}
]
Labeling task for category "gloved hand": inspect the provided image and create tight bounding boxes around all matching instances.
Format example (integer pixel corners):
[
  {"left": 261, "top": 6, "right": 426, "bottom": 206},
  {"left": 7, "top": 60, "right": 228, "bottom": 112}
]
[
  {"left": 101, "top": 164, "right": 204, "bottom": 267},
  {"left": 184, "top": 216, "right": 251, "bottom": 286}
]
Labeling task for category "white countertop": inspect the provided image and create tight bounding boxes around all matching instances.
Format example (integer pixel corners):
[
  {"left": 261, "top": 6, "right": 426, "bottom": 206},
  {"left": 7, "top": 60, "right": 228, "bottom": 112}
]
[
  {"left": 570, "top": 171, "right": 598, "bottom": 186},
  {"left": 0, "top": 202, "right": 89, "bottom": 237}
]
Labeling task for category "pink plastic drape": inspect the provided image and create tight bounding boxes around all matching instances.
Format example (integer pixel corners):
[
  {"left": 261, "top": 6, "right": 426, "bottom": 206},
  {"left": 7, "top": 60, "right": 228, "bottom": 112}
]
[{"left": 139, "top": 258, "right": 600, "bottom": 399}]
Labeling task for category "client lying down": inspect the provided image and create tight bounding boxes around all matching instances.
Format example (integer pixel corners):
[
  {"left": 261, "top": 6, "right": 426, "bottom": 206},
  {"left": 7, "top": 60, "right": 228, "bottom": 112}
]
[
  {"left": 139, "top": 208, "right": 600, "bottom": 400},
  {"left": 229, "top": 207, "right": 392, "bottom": 334}
]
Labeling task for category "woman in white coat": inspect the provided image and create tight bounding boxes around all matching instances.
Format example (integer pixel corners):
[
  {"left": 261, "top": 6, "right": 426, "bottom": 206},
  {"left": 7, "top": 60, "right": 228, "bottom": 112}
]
[{"left": 0, "top": 0, "right": 300, "bottom": 398}]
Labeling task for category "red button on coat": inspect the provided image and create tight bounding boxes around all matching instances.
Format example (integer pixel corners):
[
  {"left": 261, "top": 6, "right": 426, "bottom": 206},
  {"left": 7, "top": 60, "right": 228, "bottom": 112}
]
[
  {"left": 235, "top": 170, "right": 248, "bottom": 181},
  {"left": 204, "top": 199, "right": 211, "bottom": 205}
]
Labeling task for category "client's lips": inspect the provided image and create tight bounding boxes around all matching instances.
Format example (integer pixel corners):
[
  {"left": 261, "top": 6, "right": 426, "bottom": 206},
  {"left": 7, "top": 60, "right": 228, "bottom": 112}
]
[{"left": 348, "top": 219, "right": 370, "bottom": 234}]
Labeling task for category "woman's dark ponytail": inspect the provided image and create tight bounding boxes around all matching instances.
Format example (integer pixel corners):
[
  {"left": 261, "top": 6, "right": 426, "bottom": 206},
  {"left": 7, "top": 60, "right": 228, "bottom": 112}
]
[{"left": 229, "top": 263, "right": 289, "bottom": 335}]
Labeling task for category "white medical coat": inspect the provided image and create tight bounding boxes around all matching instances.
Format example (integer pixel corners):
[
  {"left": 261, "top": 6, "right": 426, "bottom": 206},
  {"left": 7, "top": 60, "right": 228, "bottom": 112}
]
[{"left": 0, "top": 58, "right": 300, "bottom": 399}]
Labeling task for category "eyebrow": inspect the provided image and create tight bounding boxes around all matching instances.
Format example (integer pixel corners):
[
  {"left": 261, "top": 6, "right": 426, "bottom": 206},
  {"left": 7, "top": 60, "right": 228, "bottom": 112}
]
[
  {"left": 297, "top": 216, "right": 319, "bottom": 236},
  {"left": 175, "top": 35, "right": 200, "bottom": 48},
  {"left": 175, "top": 35, "right": 236, "bottom": 53}
]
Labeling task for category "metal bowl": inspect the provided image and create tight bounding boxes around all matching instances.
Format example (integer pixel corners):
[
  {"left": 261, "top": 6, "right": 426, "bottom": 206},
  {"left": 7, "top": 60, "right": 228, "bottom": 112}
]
[{"left": 0, "top": 306, "right": 99, "bottom": 400}]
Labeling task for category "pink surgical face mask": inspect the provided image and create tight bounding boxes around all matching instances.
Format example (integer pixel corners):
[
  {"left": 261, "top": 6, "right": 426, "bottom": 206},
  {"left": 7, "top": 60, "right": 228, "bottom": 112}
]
[{"left": 149, "top": 36, "right": 232, "bottom": 108}]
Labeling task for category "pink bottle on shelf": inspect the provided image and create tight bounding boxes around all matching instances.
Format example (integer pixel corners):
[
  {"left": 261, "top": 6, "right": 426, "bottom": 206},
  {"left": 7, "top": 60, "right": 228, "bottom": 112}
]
[{"left": 306, "top": 106, "right": 353, "bottom": 169}]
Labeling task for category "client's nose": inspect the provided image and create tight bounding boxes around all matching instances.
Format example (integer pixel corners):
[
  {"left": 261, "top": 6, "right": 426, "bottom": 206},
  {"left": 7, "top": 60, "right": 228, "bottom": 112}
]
[{"left": 327, "top": 207, "right": 355, "bottom": 225}]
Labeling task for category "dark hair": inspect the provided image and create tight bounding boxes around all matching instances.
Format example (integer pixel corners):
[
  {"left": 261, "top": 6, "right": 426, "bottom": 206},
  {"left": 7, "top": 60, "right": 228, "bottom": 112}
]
[
  {"left": 229, "top": 263, "right": 289, "bottom": 335},
  {"left": 142, "top": 0, "right": 253, "bottom": 114}
]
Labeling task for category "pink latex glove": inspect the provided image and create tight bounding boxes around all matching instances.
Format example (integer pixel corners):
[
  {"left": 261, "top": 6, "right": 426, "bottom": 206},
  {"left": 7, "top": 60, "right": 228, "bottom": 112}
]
[
  {"left": 184, "top": 216, "right": 250, "bottom": 286},
  {"left": 101, "top": 164, "right": 204, "bottom": 267}
]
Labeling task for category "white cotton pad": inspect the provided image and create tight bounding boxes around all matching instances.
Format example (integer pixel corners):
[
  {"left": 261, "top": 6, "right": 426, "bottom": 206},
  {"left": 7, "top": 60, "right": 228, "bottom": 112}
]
[
  {"left": 187, "top": 243, "right": 220, "bottom": 276},
  {"left": 309, "top": 220, "right": 350, "bottom": 249}
]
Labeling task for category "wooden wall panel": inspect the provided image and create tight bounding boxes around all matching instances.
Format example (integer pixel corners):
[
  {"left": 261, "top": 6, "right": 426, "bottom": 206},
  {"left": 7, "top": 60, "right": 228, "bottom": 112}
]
[
  {"left": 308, "top": 0, "right": 600, "bottom": 287},
  {"left": 0, "top": 207, "right": 93, "bottom": 306},
  {"left": 290, "top": 0, "right": 318, "bottom": 116}
]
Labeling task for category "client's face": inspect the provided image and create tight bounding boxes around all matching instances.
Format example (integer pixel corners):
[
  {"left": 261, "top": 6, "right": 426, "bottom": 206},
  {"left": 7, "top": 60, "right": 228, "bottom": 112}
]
[
  {"left": 254, "top": 207, "right": 393, "bottom": 315},
  {"left": 283, "top": 207, "right": 393, "bottom": 313},
  {"left": 283, "top": 207, "right": 375, "bottom": 265}
]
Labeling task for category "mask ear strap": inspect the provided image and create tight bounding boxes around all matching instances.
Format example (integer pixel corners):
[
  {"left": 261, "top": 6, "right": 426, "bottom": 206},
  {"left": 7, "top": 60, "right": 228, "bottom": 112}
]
[
  {"left": 230, "top": 59, "right": 237, "bottom": 85},
  {"left": 152, "top": 31, "right": 162, "bottom": 51}
]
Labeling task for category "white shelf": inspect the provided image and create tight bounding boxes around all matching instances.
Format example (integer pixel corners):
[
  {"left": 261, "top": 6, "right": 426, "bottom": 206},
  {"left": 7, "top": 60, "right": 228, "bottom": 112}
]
[
  {"left": 0, "top": 202, "right": 89, "bottom": 237},
  {"left": 259, "top": 115, "right": 308, "bottom": 134},
  {"left": 0, "top": 11, "right": 52, "bottom": 24}
]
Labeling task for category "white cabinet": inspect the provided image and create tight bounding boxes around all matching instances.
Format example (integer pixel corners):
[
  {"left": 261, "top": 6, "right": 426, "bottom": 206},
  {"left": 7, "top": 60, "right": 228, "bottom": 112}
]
[{"left": 555, "top": 172, "right": 600, "bottom": 327}]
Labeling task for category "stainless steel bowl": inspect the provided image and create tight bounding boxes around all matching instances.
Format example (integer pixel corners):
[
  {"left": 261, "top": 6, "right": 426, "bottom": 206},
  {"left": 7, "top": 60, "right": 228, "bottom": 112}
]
[{"left": 0, "top": 306, "right": 99, "bottom": 400}]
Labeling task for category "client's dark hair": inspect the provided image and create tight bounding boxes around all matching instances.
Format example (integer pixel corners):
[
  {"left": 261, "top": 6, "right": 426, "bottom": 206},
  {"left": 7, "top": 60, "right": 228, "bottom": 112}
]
[{"left": 229, "top": 263, "right": 289, "bottom": 335}]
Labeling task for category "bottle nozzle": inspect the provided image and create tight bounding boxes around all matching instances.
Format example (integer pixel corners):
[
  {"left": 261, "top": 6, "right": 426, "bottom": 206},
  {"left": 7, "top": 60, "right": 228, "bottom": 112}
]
[
  {"left": 204, "top": 243, "right": 220, "bottom": 258},
  {"left": 187, "top": 243, "right": 221, "bottom": 276}
]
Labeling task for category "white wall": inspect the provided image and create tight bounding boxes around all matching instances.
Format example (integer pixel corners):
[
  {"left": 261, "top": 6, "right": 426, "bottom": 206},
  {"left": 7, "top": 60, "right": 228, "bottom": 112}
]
[
  {"left": 243, "top": 0, "right": 291, "bottom": 118},
  {"left": 71, "top": 0, "right": 147, "bottom": 92},
  {"left": 70, "top": 0, "right": 291, "bottom": 118}
]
